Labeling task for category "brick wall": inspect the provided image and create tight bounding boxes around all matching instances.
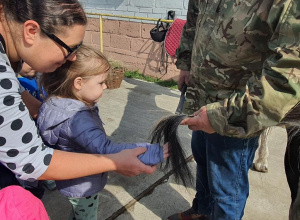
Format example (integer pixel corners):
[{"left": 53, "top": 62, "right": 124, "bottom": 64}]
[
  {"left": 80, "top": 0, "right": 188, "bottom": 21},
  {"left": 80, "top": 0, "right": 188, "bottom": 81}
]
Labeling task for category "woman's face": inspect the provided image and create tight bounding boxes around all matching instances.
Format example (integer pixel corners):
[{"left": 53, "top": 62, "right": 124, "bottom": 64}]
[{"left": 26, "top": 24, "right": 86, "bottom": 73}]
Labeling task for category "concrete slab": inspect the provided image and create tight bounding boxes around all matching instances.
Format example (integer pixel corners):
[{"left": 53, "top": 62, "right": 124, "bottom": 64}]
[{"left": 42, "top": 78, "right": 290, "bottom": 220}]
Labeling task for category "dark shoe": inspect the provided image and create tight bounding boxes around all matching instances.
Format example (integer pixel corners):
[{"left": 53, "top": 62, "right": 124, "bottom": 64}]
[
  {"left": 167, "top": 207, "right": 209, "bottom": 220},
  {"left": 0, "top": 164, "right": 21, "bottom": 188},
  {"left": 25, "top": 181, "right": 45, "bottom": 199}
]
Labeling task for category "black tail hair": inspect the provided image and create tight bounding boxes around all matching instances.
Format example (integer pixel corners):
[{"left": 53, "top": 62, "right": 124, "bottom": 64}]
[
  {"left": 149, "top": 114, "right": 194, "bottom": 187},
  {"left": 281, "top": 103, "right": 300, "bottom": 128}
]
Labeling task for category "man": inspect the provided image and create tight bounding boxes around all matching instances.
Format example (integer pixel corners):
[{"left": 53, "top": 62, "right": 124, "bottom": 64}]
[
  {"left": 168, "top": 0, "right": 300, "bottom": 219},
  {"left": 285, "top": 127, "right": 300, "bottom": 220}
]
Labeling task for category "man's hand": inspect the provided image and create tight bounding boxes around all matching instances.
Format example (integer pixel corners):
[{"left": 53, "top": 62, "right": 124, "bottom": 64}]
[
  {"left": 178, "top": 70, "right": 190, "bottom": 91},
  {"left": 181, "top": 106, "right": 215, "bottom": 134},
  {"left": 113, "top": 147, "right": 157, "bottom": 176}
]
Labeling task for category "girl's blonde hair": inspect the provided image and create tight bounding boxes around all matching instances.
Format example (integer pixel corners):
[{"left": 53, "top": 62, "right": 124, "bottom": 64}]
[{"left": 41, "top": 44, "right": 110, "bottom": 101}]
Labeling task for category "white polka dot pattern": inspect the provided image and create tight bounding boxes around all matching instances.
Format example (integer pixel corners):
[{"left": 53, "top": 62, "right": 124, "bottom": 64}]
[{"left": 0, "top": 42, "right": 53, "bottom": 181}]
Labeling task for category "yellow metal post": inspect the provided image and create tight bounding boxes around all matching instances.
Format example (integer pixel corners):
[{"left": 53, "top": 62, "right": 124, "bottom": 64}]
[{"left": 99, "top": 15, "right": 103, "bottom": 53}]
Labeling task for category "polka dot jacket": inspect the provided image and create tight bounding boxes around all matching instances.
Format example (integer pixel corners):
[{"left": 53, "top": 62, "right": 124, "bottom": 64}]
[{"left": 0, "top": 42, "right": 53, "bottom": 181}]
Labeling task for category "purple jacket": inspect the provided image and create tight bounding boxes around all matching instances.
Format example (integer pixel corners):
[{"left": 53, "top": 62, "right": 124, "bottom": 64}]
[{"left": 37, "top": 97, "right": 163, "bottom": 197}]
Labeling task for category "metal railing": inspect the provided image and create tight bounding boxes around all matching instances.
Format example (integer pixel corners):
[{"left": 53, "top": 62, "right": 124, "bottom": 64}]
[{"left": 86, "top": 12, "right": 173, "bottom": 52}]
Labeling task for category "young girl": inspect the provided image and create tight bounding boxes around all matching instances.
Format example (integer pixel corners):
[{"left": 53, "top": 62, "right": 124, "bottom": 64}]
[{"left": 37, "top": 45, "right": 168, "bottom": 220}]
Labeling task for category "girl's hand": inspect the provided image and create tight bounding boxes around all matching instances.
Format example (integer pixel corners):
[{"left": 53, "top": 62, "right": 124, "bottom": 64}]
[
  {"left": 181, "top": 106, "right": 215, "bottom": 134},
  {"left": 163, "top": 143, "right": 170, "bottom": 159},
  {"left": 21, "top": 91, "right": 42, "bottom": 119}
]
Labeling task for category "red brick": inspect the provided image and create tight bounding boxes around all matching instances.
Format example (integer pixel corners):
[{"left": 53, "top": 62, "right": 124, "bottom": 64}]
[
  {"left": 130, "top": 38, "right": 161, "bottom": 54},
  {"left": 110, "top": 34, "right": 130, "bottom": 51},
  {"left": 102, "top": 33, "right": 110, "bottom": 47},
  {"left": 118, "top": 21, "right": 141, "bottom": 38},
  {"left": 105, "top": 46, "right": 137, "bottom": 57},
  {"left": 83, "top": 31, "right": 93, "bottom": 44},
  {"left": 103, "top": 20, "right": 119, "bottom": 34},
  {"left": 91, "top": 32, "right": 100, "bottom": 45},
  {"left": 87, "top": 18, "right": 100, "bottom": 32},
  {"left": 142, "top": 23, "right": 156, "bottom": 39}
]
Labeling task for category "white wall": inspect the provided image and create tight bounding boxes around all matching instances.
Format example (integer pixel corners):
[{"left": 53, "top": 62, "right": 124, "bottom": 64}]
[{"left": 80, "top": 0, "right": 188, "bottom": 22}]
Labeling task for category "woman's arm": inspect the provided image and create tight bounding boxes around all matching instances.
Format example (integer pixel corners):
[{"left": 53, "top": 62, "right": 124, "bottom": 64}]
[{"left": 39, "top": 147, "right": 156, "bottom": 180}]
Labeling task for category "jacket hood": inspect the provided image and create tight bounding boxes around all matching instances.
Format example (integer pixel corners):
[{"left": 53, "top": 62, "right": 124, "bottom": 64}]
[{"left": 37, "top": 97, "right": 97, "bottom": 146}]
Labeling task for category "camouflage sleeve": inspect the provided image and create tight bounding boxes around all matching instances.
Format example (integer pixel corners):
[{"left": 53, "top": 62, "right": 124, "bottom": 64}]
[
  {"left": 206, "top": 1, "right": 300, "bottom": 138},
  {"left": 175, "top": 0, "right": 199, "bottom": 71}
]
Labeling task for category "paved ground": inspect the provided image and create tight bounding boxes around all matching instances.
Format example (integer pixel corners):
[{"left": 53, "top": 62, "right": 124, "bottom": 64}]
[{"left": 42, "top": 78, "right": 290, "bottom": 220}]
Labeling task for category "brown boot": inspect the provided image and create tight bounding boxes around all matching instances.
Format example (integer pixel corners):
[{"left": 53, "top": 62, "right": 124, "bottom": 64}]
[{"left": 167, "top": 207, "right": 209, "bottom": 220}]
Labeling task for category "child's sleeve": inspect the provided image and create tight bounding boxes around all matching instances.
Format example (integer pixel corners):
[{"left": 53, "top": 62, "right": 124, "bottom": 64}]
[
  {"left": 135, "top": 143, "right": 163, "bottom": 166},
  {"left": 108, "top": 142, "right": 163, "bottom": 166},
  {"left": 69, "top": 113, "right": 163, "bottom": 166}
]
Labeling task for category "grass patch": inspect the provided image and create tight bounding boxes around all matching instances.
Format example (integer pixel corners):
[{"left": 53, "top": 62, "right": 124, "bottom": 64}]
[{"left": 125, "top": 70, "right": 178, "bottom": 90}]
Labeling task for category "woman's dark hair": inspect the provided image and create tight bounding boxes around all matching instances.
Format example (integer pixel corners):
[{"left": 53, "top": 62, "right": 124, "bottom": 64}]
[
  {"left": 149, "top": 115, "right": 194, "bottom": 187},
  {"left": 1, "top": 0, "right": 87, "bottom": 33}
]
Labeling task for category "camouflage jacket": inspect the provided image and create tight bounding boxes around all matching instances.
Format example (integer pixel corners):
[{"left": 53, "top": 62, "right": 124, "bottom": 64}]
[{"left": 176, "top": 0, "right": 300, "bottom": 138}]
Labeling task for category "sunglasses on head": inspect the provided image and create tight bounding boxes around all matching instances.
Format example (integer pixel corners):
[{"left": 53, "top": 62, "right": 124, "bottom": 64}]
[{"left": 41, "top": 29, "right": 82, "bottom": 59}]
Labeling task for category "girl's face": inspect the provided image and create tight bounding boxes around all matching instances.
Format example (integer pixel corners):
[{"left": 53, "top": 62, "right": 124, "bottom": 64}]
[
  {"left": 25, "top": 24, "right": 86, "bottom": 73},
  {"left": 76, "top": 72, "right": 109, "bottom": 105}
]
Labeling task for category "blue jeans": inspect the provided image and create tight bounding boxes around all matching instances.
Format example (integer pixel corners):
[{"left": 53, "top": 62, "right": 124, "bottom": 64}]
[{"left": 191, "top": 131, "right": 259, "bottom": 220}]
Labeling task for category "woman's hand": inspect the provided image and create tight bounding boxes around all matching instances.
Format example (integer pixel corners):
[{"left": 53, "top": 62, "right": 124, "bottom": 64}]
[
  {"left": 181, "top": 106, "right": 215, "bottom": 134},
  {"left": 112, "top": 147, "right": 157, "bottom": 176}
]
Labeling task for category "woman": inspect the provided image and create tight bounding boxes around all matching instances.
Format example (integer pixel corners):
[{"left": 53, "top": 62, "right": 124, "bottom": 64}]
[{"left": 0, "top": 0, "right": 156, "bottom": 187}]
